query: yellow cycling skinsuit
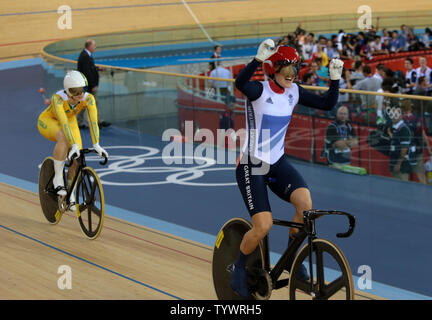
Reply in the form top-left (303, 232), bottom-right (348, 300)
top-left (37, 90), bottom-right (99, 149)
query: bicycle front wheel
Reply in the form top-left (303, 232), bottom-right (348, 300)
top-left (75, 167), bottom-right (105, 240)
top-left (288, 238), bottom-right (354, 300)
top-left (212, 218), bottom-right (268, 300)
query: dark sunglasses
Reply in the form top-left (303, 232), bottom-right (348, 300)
top-left (68, 87), bottom-right (84, 96)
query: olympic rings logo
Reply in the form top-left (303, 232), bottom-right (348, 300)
top-left (385, 106), bottom-right (402, 119)
top-left (85, 146), bottom-right (237, 187)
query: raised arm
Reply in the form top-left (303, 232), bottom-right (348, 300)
top-left (298, 59), bottom-right (343, 110)
top-left (298, 80), bottom-right (339, 110)
top-left (235, 39), bottom-right (276, 101)
top-left (234, 59), bottom-right (264, 101)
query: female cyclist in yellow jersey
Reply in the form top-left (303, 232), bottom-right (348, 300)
top-left (37, 71), bottom-right (108, 208)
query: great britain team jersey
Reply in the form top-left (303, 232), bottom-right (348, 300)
top-left (243, 81), bottom-right (299, 164)
top-left (235, 58), bottom-right (340, 166)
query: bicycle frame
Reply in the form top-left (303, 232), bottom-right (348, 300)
top-left (48, 148), bottom-right (108, 205)
top-left (261, 210), bottom-right (356, 292)
top-left (63, 153), bottom-right (86, 204)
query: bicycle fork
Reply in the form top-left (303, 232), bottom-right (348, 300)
top-left (305, 217), bottom-right (317, 298)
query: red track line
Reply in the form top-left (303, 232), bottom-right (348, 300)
top-left (0, 189), bottom-right (40, 206)
top-left (0, 38), bottom-right (61, 47)
top-left (103, 224), bottom-right (212, 263)
top-left (0, 188), bottom-right (212, 264)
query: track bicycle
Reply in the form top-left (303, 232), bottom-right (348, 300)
top-left (212, 209), bottom-right (356, 300)
top-left (38, 148), bottom-right (108, 240)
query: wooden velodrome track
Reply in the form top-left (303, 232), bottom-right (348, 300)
top-left (2, 0), bottom-right (430, 300)
top-left (0, 182), bottom-right (383, 300)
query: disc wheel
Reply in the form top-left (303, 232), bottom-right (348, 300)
top-left (288, 239), bottom-right (354, 300)
top-left (38, 157), bottom-right (62, 225)
top-left (212, 218), bottom-right (268, 300)
top-left (75, 167), bottom-right (105, 240)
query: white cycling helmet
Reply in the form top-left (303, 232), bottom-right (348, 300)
top-left (64, 71), bottom-right (87, 96)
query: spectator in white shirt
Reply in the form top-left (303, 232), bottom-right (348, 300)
top-left (422, 28), bottom-right (431, 48)
top-left (373, 64), bottom-right (386, 84)
top-left (302, 33), bottom-right (315, 60)
top-left (337, 30), bottom-right (345, 51)
top-left (416, 56), bottom-right (432, 92)
top-left (376, 78), bottom-right (395, 124)
top-left (209, 61), bottom-right (233, 99)
top-left (370, 35), bottom-right (388, 55)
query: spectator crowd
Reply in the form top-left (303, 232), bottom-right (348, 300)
top-left (274, 23), bottom-right (432, 184)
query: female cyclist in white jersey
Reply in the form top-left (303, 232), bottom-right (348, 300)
top-left (231, 39), bottom-right (344, 297)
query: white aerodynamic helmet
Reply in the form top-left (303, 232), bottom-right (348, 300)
top-left (63, 70), bottom-right (87, 96)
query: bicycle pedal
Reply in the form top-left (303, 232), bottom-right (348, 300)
top-left (54, 186), bottom-right (67, 196)
top-left (57, 195), bottom-right (67, 213)
top-left (226, 264), bottom-right (234, 273)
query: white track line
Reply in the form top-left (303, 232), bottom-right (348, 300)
top-left (181, 0), bottom-right (214, 44)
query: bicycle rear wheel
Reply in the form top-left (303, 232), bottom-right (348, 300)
top-left (212, 217), bottom-right (268, 300)
top-left (75, 167), bottom-right (105, 240)
top-left (38, 157), bottom-right (62, 225)
top-left (288, 238), bottom-right (354, 300)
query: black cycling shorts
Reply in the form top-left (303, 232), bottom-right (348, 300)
top-left (235, 153), bottom-right (309, 217)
